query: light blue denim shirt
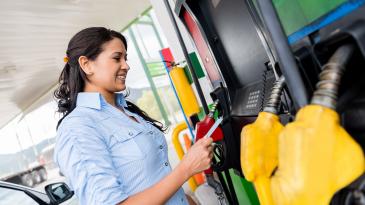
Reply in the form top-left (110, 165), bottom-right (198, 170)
top-left (54, 92), bottom-right (188, 205)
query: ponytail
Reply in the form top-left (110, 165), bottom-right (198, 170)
top-left (54, 61), bottom-right (86, 129)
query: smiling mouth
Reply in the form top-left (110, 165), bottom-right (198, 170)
top-left (117, 75), bottom-right (126, 80)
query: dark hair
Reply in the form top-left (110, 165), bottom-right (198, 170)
top-left (54, 27), bottom-right (165, 132)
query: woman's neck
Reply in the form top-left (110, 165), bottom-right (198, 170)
top-left (101, 91), bottom-right (116, 107)
top-left (84, 84), bottom-right (116, 107)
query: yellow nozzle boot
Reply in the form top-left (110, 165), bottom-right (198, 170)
top-left (241, 111), bottom-right (284, 205)
top-left (271, 105), bottom-right (364, 205)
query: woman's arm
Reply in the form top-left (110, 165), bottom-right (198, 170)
top-left (119, 137), bottom-right (213, 205)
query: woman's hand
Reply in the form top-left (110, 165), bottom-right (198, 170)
top-left (180, 137), bottom-right (214, 178)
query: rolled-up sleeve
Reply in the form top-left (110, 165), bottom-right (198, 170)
top-left (55, 116), bottom-right (128, 205)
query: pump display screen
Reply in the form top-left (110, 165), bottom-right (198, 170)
top-left (271, 0), bottom-right (365, 43)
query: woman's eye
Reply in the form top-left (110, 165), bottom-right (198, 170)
top-left (114, 57), bottom-right (120, 61)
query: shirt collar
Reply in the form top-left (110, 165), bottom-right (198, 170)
top-left (115, 92), bottom-right (128, 108)
top-left (76, 92), bottom-right (128, 110)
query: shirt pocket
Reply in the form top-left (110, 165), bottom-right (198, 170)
top-left (109, 127), bottom-right (146, 162)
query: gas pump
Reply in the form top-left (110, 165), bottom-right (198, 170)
top-left (158, 0), bottom-right (365, 204)
top-left (163, 0), bottom-right (286, 204)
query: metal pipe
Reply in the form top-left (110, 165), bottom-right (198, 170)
top-left (163, 0), bottom-right (209, 114)
top-left (311, 44), bottom-right (355, 109)
top-left (264, 76), bottom-right (285, 114)
top-left (256, 0), bottom-right (309, 109)
top-left (208, 100), bottom-right (219, 118)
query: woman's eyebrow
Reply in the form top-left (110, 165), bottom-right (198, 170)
top-left (111, 51), bottom-right (123, 56)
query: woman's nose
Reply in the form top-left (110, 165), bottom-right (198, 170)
top-left (122, 62), bottom-right (130, 71)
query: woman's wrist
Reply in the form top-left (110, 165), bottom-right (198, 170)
top-left (176, 160), bottom-right (192, 182)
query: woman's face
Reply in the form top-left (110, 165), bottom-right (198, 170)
top-left (86, 37), bottom-right (129, 93)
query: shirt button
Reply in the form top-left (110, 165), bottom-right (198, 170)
top-left (165, 162), bottom-right (168, 166)
top-left (149, 131), bottom-right (153, 134)
top-left (181, 198), bottom-right (184, 202)
top-left (159, 145), bottom-right (163, 149)
top-left (128, 132), bottom-right (133, 136)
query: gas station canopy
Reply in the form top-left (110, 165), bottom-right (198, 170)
top-left (0, 0), bottom-right (151, 129)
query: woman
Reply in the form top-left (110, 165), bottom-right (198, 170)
top-left (53, 27), bottom-right (213, 205)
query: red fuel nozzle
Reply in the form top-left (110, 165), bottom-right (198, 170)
top-left (195, 115), bottom-right (223, 175)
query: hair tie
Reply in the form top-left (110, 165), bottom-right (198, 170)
top-left (63, 56), bottom-right (69, 63)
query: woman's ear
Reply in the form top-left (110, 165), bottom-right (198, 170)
top-left (78, 56), bottom-right (94, 75)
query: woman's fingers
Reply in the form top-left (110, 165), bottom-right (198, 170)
top-left (205, 137), bottom-right (213, 145)
top-left (181, 137), bottom-right (216, 175)
top-left (207, 145), bottom-right (213, 152)
top-left (208, 152), bottom-right (214, 159)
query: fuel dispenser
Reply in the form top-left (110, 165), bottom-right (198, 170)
top-left (169, 1), bottom-right (283, 203)
top-left (162, 0), bottom-right (365, 204)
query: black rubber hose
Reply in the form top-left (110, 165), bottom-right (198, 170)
top-left (216, 172), bottom-right (233, 205)
top-left (224, 169), bottom-right (239, 205)
top-left (256, 0), bottom-right (309, 109)
top-left (163, 0), bottom-right (209, 114)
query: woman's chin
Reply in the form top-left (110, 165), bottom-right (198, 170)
top-left (116, 85), bottom-right (126, 92)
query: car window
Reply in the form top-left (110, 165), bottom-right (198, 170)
top-left (0, 187), bottom-right (38, 205)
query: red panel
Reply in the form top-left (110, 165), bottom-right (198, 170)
top-left (160, 48), bottom-right (175, 72)
top-left (182, 9), bottom-right (221, 84)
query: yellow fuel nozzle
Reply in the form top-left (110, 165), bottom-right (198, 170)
top-left (271, 44), bottom-right (365, 205)
top-left (240, 76), bottom-right (285, 205)
top-left (241, 112), bottom-right (283, 205)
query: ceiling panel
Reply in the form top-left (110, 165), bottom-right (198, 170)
top-left (0, 0), bottom-right (151, 128)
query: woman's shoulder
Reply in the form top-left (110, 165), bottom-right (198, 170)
top-left (56, 110), bottom-right (105, 144)
top-left (58, 106), bottom-right (115, 134)
top-left (58, 107), bottom-right (98, 129)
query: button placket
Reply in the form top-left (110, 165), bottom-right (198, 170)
top-left (147, 130), bottom-right (162, 152)
top-left (147, 127), bottom-right (168, 157)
